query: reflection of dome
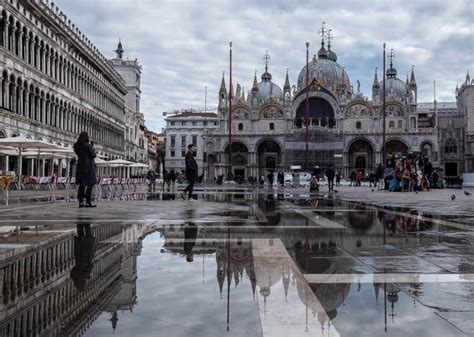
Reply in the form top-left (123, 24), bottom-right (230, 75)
top-left (254, 257), bottom-right (282, 289)
top-left (347, 207), bottom-right (375, 232)
top-left (298, 54), bottom-right (350, 93)
top-left (310, 282), bottom-right (351, 315)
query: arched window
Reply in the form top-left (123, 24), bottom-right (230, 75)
top-left (238, 123), bottom-right (243, 131)
top-left (445, 138), bottom-right (457, 154)
top-left (269, 122), bottom-right (274, 130)
top-left (356, 121), bottom-right (361, 129)
top-left (389, 121), bottom-right (395, 129)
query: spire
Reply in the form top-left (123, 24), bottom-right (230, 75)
top-left (235, 83), bottom-right (241, 100)
top-left (252, 70), bottom-right (259, 89)
top-left (372, 67), bottom-right (379, 88)
top-left (115, 39), bottom-right (124, 59)
top-left (326, 28), bottom-right (337, 61)
top-left (284, 69), bottom-right (291, 89)
top-left (410, 65), bottom-right (417, 88)
top-left (318, 22), bottom-right (328, 59)
top-left (466, 70), bottom-right (470, 84)
top-left (386, 48), bottom-right (397, 78)
top-left (219, 72), bottom-right (226, 92)
top-left (406, 75), bottom-right (409, 86)
top-left (241, 86), bottom-right (245, 102)
top-left (261, 51), bottom-right (272, 82)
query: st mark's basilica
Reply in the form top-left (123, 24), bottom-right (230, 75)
top-left (205, 24), bottom-right (474, 180)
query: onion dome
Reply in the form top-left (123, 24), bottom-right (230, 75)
top-left (379, 52), bottom-right (408, 99)
top-left (298, 54), bottom-right (351, 94)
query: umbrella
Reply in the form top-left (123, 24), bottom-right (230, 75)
top-left (129, 163), bottom-right (149, 168)
top-left (107, 159), bottom-right (134, 166)
top-left (95, 158), bottom-right (110, 166)
top-left (0, 137), bottom-right (61, 178)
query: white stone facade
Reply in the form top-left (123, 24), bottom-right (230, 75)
top-left (165, 111), bottom-right (218, 177)
top-left (0, 0), bottom-right (148, 176)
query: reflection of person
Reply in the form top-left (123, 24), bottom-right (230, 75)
top-left (183, 222), bottom-right (197, 262)
top-left (73, 132), bottom-right (97, 208)
top-left (182, 144), bottom-right (198, 201)
top-left (70, 222), bottom-right (96, 290)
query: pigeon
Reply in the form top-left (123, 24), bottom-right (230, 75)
top-left (451, 194), bottom-right (456, 201)
top-left (415, 190), bottom-right (418, 194)
top-left (371, 189), bottom-right (374, 192)
top-left (464, 191), bottom-right (472, 196)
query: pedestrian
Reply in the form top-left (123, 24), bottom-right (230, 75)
top-left (350, 171), bottom-right (356, 187)
top-left (325, 165), bottom-right (335, 191)
top-left (73, 132), bottom-right (97, 208)
top-left (146, 169), bottom-right (156, 192)
top-left (312, 166), bottom-right (322, 181)
top-left (356, 170), bottom-right (363, 186)
top-left (267, 171), bottom-right (274, 187)
top-left (335, 171), bottom-right (341, 187)
top-left (375, 163), bottom-right (384, 190)
top-left (423, 159), bottom-right (433, 190)
top-left (369, 171), bottom-right (375, 188)
top-left (310, 174), bottom-right (319, 192)
top-left (169, 169), bottom-right (177, 190)
top-left (181, 144), bottom-right (198, 201)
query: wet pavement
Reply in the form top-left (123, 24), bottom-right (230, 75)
top-left (0, 186), bottom-right (473, 336)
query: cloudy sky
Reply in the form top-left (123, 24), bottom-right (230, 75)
top-left (56, 0), bottom-right (473, 132)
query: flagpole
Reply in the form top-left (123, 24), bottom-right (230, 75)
top-left (228, 41), bottom-right (233, 180)
top-left (305, 42), bottom-right (310, 171)
top-left (382, 43), bottom-right (387, 245)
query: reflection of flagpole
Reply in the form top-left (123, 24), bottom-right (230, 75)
top-left (304, 217), bottom-right (309, 332)
top-left (384, 281), bottom-right (387, 332)
top-left (228, 42), bottom-right (233, 179)
top-left (226, 226), bottom-right (231, 331)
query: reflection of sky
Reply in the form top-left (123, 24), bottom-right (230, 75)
top-left (83, 233), bottom-right (262, 337)
top-left (331, 284), bottom-right (465, 337)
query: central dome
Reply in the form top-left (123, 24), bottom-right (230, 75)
top-left (298, 54), bottom-right (351, 93)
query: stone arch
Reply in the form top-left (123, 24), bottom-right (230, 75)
top-left (347, 138), bottom-right (375, 174)
top-left (256, 137), bottom-right (283, 176)
top-left (420, 140), bottom-right (435, 162)
top-left (259, 103), bottom-right (284, 119)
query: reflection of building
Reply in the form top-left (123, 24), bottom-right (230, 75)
top-left (0, 223), bottom-right (151, 336)
top-left (198, 24), bottom-right (471, 179)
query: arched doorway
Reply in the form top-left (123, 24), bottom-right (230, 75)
top-left (347, 139), bottom-right (374, 175)
top-left (382, 139), bottom-right (409, 164)
top-left (421, 142), bottom-right (435, 162)
top-left (224, 141), bottom-right (249, 179)
top-left (257, 139), bottom-right (281, 177)
top-left (207, 154), bottom-right (216, 180)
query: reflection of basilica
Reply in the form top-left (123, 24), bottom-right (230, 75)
top-left (204, 23), bottom-right (473, 179)
top-left (0, 223), bottom-right (152, 336)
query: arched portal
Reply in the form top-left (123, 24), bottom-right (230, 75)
top-left (381, 139), bottom-right (409, 164)
top-left (295, 97), bottom-right (336, 128)
top-left (347, 139), bottom-right (374, 175)
top-left (257, 139), bottom-right (281, 177)
top-left (224, 141), bottom-right (249, 179)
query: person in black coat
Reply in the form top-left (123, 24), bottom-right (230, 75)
top-left (181, 144), bottom-right (198, 200)
top-left (325, 165), bottom-right (336, 191)
top-left (73, 132), bottom-right (97, 208)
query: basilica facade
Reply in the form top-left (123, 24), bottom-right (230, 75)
top-left (206, 30), bottom-right (472, 180)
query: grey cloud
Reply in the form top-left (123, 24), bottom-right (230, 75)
top-left (56, 0), bottom-right (473, 131)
